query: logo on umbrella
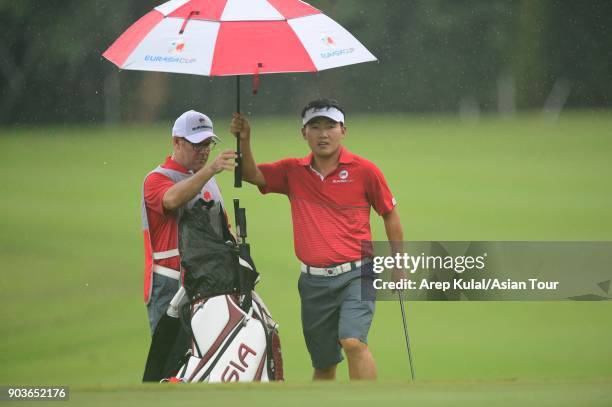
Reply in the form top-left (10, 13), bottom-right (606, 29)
top-left (321, 34), bottom-right (336, 48)
top-left (169, 38), bottom-right (186, 54)
top-left (319, 33), bottom-right (355, 59)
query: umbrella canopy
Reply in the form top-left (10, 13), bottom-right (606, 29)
top-left (103, 0), bottom-right (377, 188)
top-left (102, 0), bottom-right (377, 77)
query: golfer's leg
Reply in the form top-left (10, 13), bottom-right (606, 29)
top-left (313, 364), bottom-right (337, 380)
top-left (298, 273), bottom-right (343, 380)
top-left (339, 338), bottom-right (377, 380)
top-left (338, 272), bottom-right (377, 380)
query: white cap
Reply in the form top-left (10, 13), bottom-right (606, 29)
top-left (302, 106), bottom-right (345, 126)
top-left (172, 110), bottom-right (220, 143)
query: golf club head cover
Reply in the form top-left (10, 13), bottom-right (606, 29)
top-left (179, 199), bottom-right (241, 301)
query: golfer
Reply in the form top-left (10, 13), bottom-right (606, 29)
top-left (142, 110), bottom-right (236, 334)
top-left (231, 99), bottom-right (404, 380)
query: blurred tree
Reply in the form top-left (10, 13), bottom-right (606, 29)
top-left (0, 0), bottom-right (610, 125)
top-left (513, 0), bottom-right (550, 108)
top-left (545, 0), bottom-right (612, 108)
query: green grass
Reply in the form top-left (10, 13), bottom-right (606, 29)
top-left (1, 111), bottom-right (611, 404)
top-left (59, 380), bottom-right (612, 407)
top-left (3, 380), bottom-right (612, 407)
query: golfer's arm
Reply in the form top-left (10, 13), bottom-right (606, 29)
top-left (382, 208), bottom-right (404, 254)
top-left (163, 166), bottom-right (215, 211)
top-left (240, 139), bottom-right (266, 187)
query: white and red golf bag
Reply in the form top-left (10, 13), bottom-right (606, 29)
top-left (174, 290), bottom-right (283, 382)
top-left (156, 198), bottom-right (284, 383)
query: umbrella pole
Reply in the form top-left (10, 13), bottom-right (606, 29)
top-left (234, 75), bottom-right (242, 188)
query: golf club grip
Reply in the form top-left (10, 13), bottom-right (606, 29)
top-left (238, 208), bottom-right (247, 238)
top-left (233, 199), bottom-right (241, 237)
top-left (234, 131), bottom-right (242, 188)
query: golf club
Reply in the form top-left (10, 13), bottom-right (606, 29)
top-left (398, 291), bottom-right (415, 380)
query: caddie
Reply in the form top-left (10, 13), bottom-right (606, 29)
top-left (142, 110), bottom-right (236, 334)
top-left (231, 99), bottom-right (404, 380)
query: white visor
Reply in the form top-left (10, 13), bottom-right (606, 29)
top-left (302, 106), bottom-right (345, 126)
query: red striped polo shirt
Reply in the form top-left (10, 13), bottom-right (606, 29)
top-left (258, 147), bottom-right (396, 267)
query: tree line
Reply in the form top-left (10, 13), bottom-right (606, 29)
top-left (1, 0), bottom-right (610, 125)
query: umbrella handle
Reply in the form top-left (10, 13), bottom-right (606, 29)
top-left (234, 75), bottom-right (242, 188)
top-left (234, 131), bottom-right (242, 187)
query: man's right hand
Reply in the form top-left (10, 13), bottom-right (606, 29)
top-left (228, 112), bottom-right (266, 187)
top-left (230, 112), bottom-right (251, 141)
top-left (205, 149), bottom-right (237, 174)
top-left (163, 150), bottom-right (236, 212)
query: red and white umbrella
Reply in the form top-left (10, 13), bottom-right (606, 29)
top-left (103, 0), bottom-right (377, 187)
top-left (103, 0), bottom-right (376, 76)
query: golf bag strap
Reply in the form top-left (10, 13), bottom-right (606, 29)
top-left (152, 249), bottom-right (179, 260)
top-left (153, 264), bottom-right (180, 281)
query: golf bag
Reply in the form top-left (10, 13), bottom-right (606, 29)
top-left (144, 198), bottom-right (283, 382)
top-left (175, 290), bottom-right (283, 382)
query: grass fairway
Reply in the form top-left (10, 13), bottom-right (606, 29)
top-left (58, 380), bottom-right (611, 407)
top-left (1, 112), bottom-right (611, 404)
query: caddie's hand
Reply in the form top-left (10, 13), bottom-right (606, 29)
top-left (206, 149), bottom-right (237, 174)
top-left (230, 112), bottom-right (251, 141)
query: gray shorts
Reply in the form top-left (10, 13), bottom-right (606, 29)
top-left (298, 265), bottom-right (375, 370)
top-left (146, 273), bottom-right (180, 335)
